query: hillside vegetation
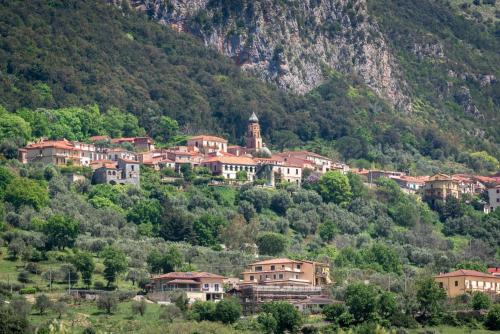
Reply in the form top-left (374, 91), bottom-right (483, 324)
top-left (0, 0), bottom-right (498, 174)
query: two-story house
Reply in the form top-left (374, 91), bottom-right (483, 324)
top-left (434, 269), bottom-right (500, 297)
top-left (202, 155), bottom-right (257, 181)
top-left (149, 272), bottom-right (225, 302)
top-left (276, 151), bottom-right (332, 174)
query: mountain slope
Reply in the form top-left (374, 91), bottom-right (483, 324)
top-left (135, 0), bottom-right (412, 111)
top-left (0, 0), bottom-right (498, 173)
top-left (135, 0), bottom-right (499, 156)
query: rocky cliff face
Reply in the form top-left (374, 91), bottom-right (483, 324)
top-left (129, 0), bottom-right (411, 112)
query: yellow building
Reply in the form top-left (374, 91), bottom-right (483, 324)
top-left (241, 258), bottom-right (330, 287)
top-left (423, 173), bottom-right (460, 201)
top-left (434, 269), bottom-right (500, 297)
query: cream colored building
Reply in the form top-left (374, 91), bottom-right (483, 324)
top-left (423, 173), bottom-right (460, 201)
top-left (150, 272), bottom-right (225, 303)
top-left (187, 135), bottom-right (228, 153)
top-left (434, 269), bottom-right (500, 297)
top-left (22, 139), bottom-right (105, 166)
top-left (202, 155), bottom-right (257, 181)
top-left (276, 151), bottom-right (333, 174)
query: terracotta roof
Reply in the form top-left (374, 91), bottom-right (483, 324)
top-left (434, 269), bottom-right (496, 279)
top-left (188, 135), bottom-right (228, 143)
top-left (166, 279), bottom-right (201, 284)
top-left (488, 268), bottom-right (500, 274)
top-left (278, 150), bottom-right (331, 161)
top-left (159, 158), bottom-right (175, 163)
top-left (89, 135), bottom-right (110, 141)
top-left (202, 156), bottom-right (256, 165)
top-left (119, 158), bottom-right (140, 164)
top-left (249, 258), bottom-right (300, 266)
top-left (152, 272), bottom-right (225, 280)
top-left (90, 160), bottom-right (117, 169)
top-left (111, 137), bottom-right (153, 144)
top-left (428, 173), bottom-right (456, 182)
top-left (25, 140), bottom-right (76, 150)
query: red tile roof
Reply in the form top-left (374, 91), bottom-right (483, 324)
top-left (25, 140), bottom-right (76, 150)
top-left (166, 279), bottom-right (201, 284)
top-left (188, 135), bottom-right (228, 143)
top-left (151, 272), bottom-right (225, 280)
top-left (249, 258), bottom-right (300, 266)
top-left (202, 156), bottom-right (256, 165)
top-left (434, 269), bottom-right (496, 279)
top-left (488, 268), bottom-right (500, 275)
top-left (89, 135), bottom-right (110, 142)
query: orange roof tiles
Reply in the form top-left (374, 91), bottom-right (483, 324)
top-left (89, 135), bottom-right (110, 142)
top-left (151, 272), bottom-right (225, 280)
top-left (25, 140), bottom-right (76, 150)
top-left (434, 269), bottom-right (496, 279)
top-left (202, 156), bottom-right (256, 165)
top-left (188, 135), bottom-right (228, 143)
top-left (249, 258), bottom-right (300, 266)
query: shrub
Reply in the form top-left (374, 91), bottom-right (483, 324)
top-left (34, 294), bottom-right (52, 315)
top-left (17, 270), bottom-right (31, 284)
top-left (190, 300), bottom-right (215, 321)
top-left (214, 298), bottom-right (242, 324)
top-left (19, 287), bottom-right (37, 295)
top-left (159, 304), bottom-right (183, 323)
top-left (471, 292), bottom-right (491, 310)
top-left (485, 304), bottom-right (500, 330)
top-left (97, 293), bottom-right (118, 314)
top-left (131, 299), bottom-right (147, 316)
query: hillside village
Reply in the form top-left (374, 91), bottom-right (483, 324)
top-left (17, 112), bottom-right (500, 213)
top-left (10, 111), bottom-right (500, 320)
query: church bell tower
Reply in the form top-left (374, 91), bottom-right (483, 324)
top-left (246, 112), bottom-right (262, 151)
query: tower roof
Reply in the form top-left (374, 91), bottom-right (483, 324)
top-left (249, 112), bottom-right (259, 123)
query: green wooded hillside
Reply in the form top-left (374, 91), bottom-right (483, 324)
top-left (0, 0), bottom-right (498, 174)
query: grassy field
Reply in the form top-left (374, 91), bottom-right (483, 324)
top-left (28, 299), bottom-right (167, 333)
top-left (409, 326), bottom-right (498, 334)
top-left (0, 246), bottom-right (138, 293)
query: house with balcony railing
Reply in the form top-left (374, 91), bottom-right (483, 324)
top-left (149, 271), bottom-right (225, 303)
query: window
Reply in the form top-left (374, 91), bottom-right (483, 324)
top-left (296, 264), bottom-right (301, 270)
top-left (281, 265), bottom-right (285, 269)
top-left (273, 275), bottom-right (276, 279)
top-left (287, 168), bottom-right (290, 174)
top-left (270, 265), bottom-right (275, 271)
top-left (249, 276), bottom-right (254, 281)
top-left (278, 274), bottom-right (283, 279)
top-left (296, 169), bottom-right (299, 175)
top-left (204, 283), bottom-right (209, 289)
top-left (131, 165), bottom-right (134, 171)
top-left (439, 282), bottom-right (444, 288)
top-left (454, 281), bottom-right (458, 287)
top-left (497, 189), bottom-right (499, 193)
top-left (214, 284), bottom-right (219, 292)
top-left (255, 266), bottom-right (262, 272)
top-left (295, 274), bottom-right (299, 279)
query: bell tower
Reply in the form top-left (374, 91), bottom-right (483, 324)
top-left (246, 112), bottom-right (262, 151)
